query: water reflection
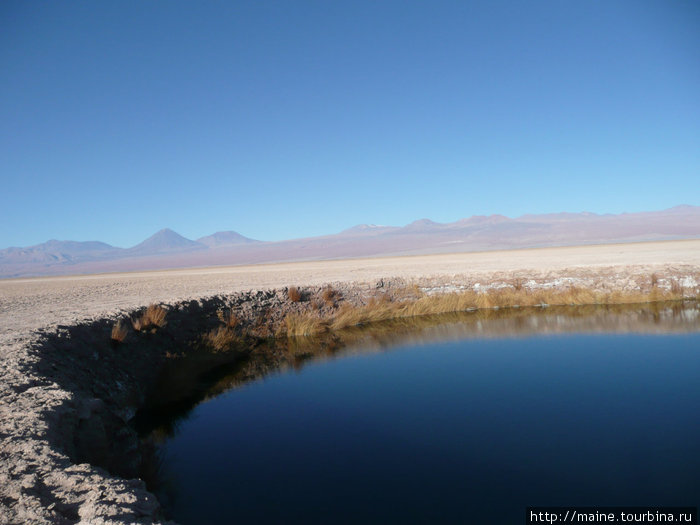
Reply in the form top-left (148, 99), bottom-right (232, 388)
top-left (134, 301), bottom-right (700, 523)
top-left (135, 301), bottom-right (699, 443)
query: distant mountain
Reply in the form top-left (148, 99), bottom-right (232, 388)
top-left (196, 231), bottom-right (259, 248)
top-left (339, 224), bottom-right (399, 236)
top-left (1, 205), bottom-right (699, 278)
top-left (664, 204), bottom-right (698, 213)
top-left (128, 229), bottom-right (205, 255)
top-left (37, 240), bottom-right (118, 254)
top-left (0, 240), bottom-right (120, 265)
top-left (452, 214), bottom-right (511, 227)
top-left (401, 218), bottom-right (440, 232)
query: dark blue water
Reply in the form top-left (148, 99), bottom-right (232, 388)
top-left (148, 329), bottom-right (700, 524)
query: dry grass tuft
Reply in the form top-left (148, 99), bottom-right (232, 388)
top-left (203, 326), bottom-right (238, 352)
top-left (311, 298), bottom-right (324, 310)
top-left (650, 273), bottom-right (659, 288)
top-left (288, 286), bottom-right (302, 303)
top-left (284, 312), bottom-right (327, 337)
top-left (132, 304), bottom-right (167, 331)
top-left (321, 286), bottom-right (339, 305)
top-left (217, 309), bottom-right (239, 328)
top-left (146, 304), bottom-right (168, 327)
top-left (283, 284), bottom-right (689, 338)
top-left (670, 279), bottom-right (683, 295)
top-left (111, 320), bottom-right (128, 343)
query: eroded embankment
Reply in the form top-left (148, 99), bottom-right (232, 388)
top-left (1, 269), bottom-right (699, 524)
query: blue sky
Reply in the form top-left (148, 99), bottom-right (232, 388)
top-left (1, 1), bottom-right (698, 248)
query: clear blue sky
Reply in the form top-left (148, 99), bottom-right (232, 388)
top-left (1, 1), bottom-right (698, 248)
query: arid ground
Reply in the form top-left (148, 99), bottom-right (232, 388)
top-left (1, 240), bottom-right (699, 524)
top-left (4, 240), bottom-right (700, 332)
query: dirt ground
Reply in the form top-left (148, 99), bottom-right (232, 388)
top-left (1, 240), bottom-right (699, 524)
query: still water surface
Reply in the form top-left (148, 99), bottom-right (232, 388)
top-left (137, 304), bottom-right (700, 524)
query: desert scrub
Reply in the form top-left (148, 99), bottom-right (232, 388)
top-left (650, 273), bottom-right (659, 288)
top-left (203, 326), bottom-right (239, 352)
top-left (283, 285), bottom-right (689, 337)
top-left (321, 286), bottom-right (340, 305)
top-left (288, 286), bottom-right (302, 303)
top-left (217, 309), bottom-right (239, 328)
top-left (670, 278), bottom-right (684, 295)
top-left (110, 320), bottom-right (128, 343)
top-left (132, 304), bottom-right (167, 331)
top-left (511, 277), bottom-right (525, 291)
top-left (284, 311), bottom-right (327, 337)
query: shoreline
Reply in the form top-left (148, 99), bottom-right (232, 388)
top-left (1, 241), bottom-right (700, 524)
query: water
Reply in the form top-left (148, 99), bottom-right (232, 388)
top-left (136, 304), bottom-right (700, 524)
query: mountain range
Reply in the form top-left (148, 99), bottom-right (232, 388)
top-left (2, 205), bottom-right (699, 278)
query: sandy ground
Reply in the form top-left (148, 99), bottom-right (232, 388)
top-left (1, 240), bottom-right (699, 524)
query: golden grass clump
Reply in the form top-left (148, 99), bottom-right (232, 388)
top-left (288, 286), bottom-right (302, 303)
top-left (283, 283), bottom-right (690, 338)
top-left (284, 312), bottom-right (327, 337)
top-left (110, 320), bottom-right (128, 343)
top-left (670, 279), bottom-right (683, 295)
top-left (217, 309), bottom-right (239, 328)
top-left (650, 273), bottom-right (659, 288)
top-left (204, 326), bottom-right (239, 352)
top-left (321, 286), bottom-right (339, 305)
top-left (559, 286), bottom-right (597, 305)
top-left (132, 304), bottom-right (167, 331)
